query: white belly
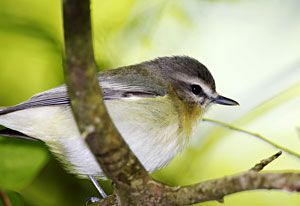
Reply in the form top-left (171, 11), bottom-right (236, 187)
top-left (0, 97), bottom-right (189, 178)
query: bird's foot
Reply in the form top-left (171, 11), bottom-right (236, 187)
top-left (85, 196), bottom-right (101, 206)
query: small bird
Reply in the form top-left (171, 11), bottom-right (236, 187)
top-left (0, 56), bottom-right (238, 195)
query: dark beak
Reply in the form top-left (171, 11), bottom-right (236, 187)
top-left (212, 95), bottom-right (239, 106)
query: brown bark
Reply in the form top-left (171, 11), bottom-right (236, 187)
top-left (0, 190), bottom-right (11, 206)
top-left (62, 0), bottom-right (152, 202)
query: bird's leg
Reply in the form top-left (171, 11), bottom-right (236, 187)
top-left (89, 175), bottom-right (107, 199)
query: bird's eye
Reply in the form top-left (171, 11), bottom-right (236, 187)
top-left (191, 84), bottom-right (203, 95)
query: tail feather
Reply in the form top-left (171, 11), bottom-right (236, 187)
top-left (0, 128), bottom-right (39, 141)
top-left (0, 106), bottom-right (11, 115)
top-left (0, 107), bottom-right (6, 115)
top-left (0, 106), bottom-right (37, 141)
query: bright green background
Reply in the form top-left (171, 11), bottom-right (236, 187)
top-left (0, 0), bottom-right (300, 205)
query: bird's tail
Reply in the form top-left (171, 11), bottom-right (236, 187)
top-left (0, 107), bottom-right (6, 115)
top-left (0, 128), bottom-right (38, 141)
top-left (0, 107), bottom-right (5, 121)
top-left (0, 106), bottom-right (38, 141)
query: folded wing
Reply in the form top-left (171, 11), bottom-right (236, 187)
top-left (0, 69), bottom-right (167, 115)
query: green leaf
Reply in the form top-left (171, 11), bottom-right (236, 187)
top-left (3, 190), bottom-right (25, 206)
top-left (20, 159), bottom-right (112, 206)
top-left (0, 138), bottom-right (48, 190)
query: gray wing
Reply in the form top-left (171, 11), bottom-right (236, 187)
top-left (0, 71), bottom-right (167, 115)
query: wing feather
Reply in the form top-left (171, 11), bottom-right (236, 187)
top-left (0, 70), bottom-right (166, 115)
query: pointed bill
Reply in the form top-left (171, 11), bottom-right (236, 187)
top-left (213, 95), bottom-right (239, 106)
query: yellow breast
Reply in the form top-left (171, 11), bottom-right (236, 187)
top-left (169, 92), bottom-right (203, 143)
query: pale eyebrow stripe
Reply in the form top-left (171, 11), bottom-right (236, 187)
top-left (172, 73), bottom-right (214, 97)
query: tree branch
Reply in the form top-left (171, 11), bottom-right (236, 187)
top-left (93, 152), bottom-right (300, 206)
top-left (168, 171), bottom-right (300, 205)
top-left (250, 151), bottom-right (282, 172)
top-left (62, 0), bottom-right (150, 200)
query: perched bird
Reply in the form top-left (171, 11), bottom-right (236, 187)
top-left (0, 56), bottom-right (238, 196)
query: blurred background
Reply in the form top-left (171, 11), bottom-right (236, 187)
top-left (0, 0), bottom-right (300, 205)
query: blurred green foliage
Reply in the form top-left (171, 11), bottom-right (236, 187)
top-left (0, 139), bottom-right (46, 190)
top-left (0, 0), bottom-right (300, 205)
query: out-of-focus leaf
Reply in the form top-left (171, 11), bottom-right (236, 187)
top-left (0, 29), bottom-right (64, 105)
top-left (169, 2), bottom-right (193, 26)
top-left (0, 15), bottom-right (62, 192)
top-left (20, 158), bottom-right (112, 206)
top-left (0, 13), bottom-right (61, 52)
top-left (0, 138), bottom-right (48, 190)
top-left (0, 0), bottom-right (62, 39)
top-left (93, 0), bottom-right (137, 68)
top-left (93, 0), bottom-right (171, 67)
top-left (297, 127), bottom-right (300, 141)
top-left (4, 190), bottom-right (25, 206)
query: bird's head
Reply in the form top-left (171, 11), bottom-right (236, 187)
top-left (154, 56), bottom-right (239, 111)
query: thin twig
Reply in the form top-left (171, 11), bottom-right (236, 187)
top-left (203, 118), bottom-right (300, 159)
top-left (0, 190), bottom-right (11, 206)
top-left (250, 151), bottom-right (282, 172)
